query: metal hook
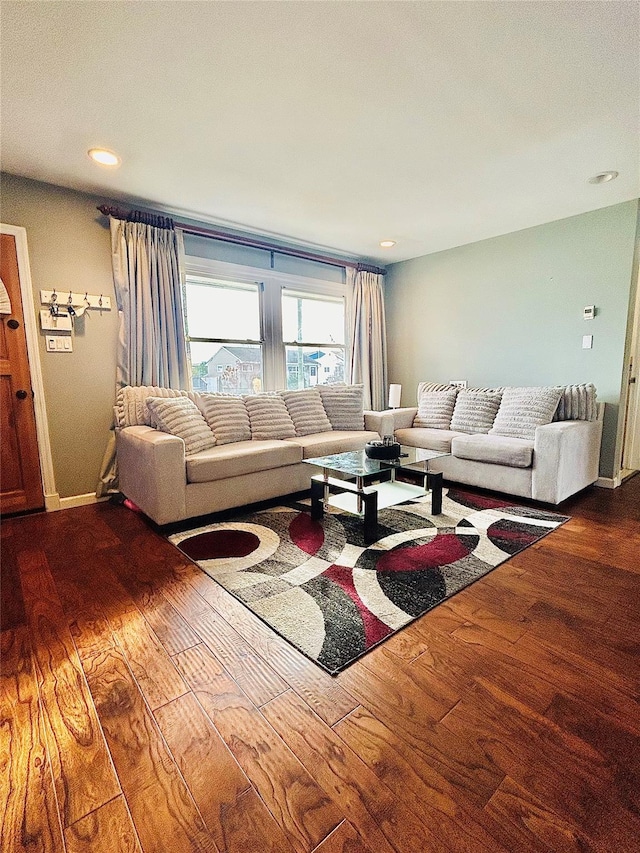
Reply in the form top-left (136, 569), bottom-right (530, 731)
top-left (68, 291), bottom-right (73, 304)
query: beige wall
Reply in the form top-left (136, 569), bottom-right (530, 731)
top-left (1, 173), bottom-right (118, 498)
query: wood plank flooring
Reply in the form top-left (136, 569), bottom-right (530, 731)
top-left (2, 476), bottom-right (639, 852)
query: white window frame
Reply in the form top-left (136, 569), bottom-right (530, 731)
top-left (184, 256), bottom-right (348, 392)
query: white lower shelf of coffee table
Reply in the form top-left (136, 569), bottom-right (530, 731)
top-left (327, 480), bottom-right (426, 516)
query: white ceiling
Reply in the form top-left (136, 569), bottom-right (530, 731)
top-left (2, 1), bottom-right (638, 263)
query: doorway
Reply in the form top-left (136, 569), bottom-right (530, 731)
top-left (621, 265), bottom-right (640, 473)
top-left (0, 225), bottom-right (55, 513)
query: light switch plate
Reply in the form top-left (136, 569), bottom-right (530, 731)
top-left (582, 335), bottom-right (593, 349)
top-left (45, 335), bottom-right (73, 352)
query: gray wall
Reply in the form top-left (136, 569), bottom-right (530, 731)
top-left (385, 200), bottom-right (639, 479)
top-left (1, 174), bottom-right (118, 498)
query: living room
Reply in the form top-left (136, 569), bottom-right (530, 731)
top-left (2, 3), bottom-right (639, 852)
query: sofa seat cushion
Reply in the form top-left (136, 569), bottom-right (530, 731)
top-left (186, 440), bottom-right (303, 484)
top-left (394, 428), bottom-right (464, 453)
top-left (451, 434), bottom-right (534, 468)
top-left (286, 430), bottom-right (379, 459)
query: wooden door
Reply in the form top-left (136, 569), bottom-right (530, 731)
top-left (0, 233), bottom-right (44, 513)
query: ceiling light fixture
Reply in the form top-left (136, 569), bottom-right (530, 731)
top-left (379, 240), bottom-right (396, 248)
top-left (88, 148), bottom-right (120, 167)
top-left (587, 171), bottom-right (618, 184)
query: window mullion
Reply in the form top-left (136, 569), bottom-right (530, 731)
top-left (261, 279), bottom-right (286, 391)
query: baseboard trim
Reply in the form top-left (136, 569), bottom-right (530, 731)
top-left (44, 492), bottom-right (61, 511)
top-left (48, 492), bottom-right (108, 511)
top-left (595, 475), bottom-right (621, 490)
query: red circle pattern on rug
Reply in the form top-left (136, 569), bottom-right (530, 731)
top-left (179, 530), bottom-right (261, 561)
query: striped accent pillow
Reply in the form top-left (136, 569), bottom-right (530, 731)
top-left (416, 381), bottom-right (458, 402)
top-left (318, 385), bottom-right (365, 431)
top-left (553, 384), bottom-right (597, 421)
top-left (197, 394), bottom-right (251, 445)
top-left (244, 395), bottom-right (296, 440)
top-left (116, 385), bottom-right (189, 427)
top-left (450, 390), bottom-right (503, 434)
top-left (490, 386), bottom-right (563, 440)
top-left (413, 389), bottom-right (458, 429)
top-left (146, 396), bottom-right (216, 456)
top-left (281, 388), bottom-right (332, 436)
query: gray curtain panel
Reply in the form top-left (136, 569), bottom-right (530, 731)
top-left (97, 216), bottom-right (191, 496)
top-left (347, 267), bottom-right (388, 410)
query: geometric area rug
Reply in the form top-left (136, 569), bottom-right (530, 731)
top-left (167, 488), bottom-right (569, 674)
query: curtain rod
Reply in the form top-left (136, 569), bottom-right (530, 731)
top-left (97, 205), bottom-right (386, 275)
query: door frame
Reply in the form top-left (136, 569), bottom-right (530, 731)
top-left (622, 268), bottom-right (640, 471)
top-left (1, 223), bottom-right (58, 508)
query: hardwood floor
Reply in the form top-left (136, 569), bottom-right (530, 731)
top-left (2, 476), bottom-right (639, 852)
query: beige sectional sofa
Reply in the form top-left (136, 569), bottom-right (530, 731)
top-left (384, 382), bottom-right (604, 504)
top-left (115, 384), bottom-right (392, 525)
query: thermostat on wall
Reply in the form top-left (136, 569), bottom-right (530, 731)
top-left (583, 305), bottom-right (595, 320)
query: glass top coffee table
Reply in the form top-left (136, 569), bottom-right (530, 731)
top-left (303, 446), bottom-right (450, 544)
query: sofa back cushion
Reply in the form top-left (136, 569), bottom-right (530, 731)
top-left (281, 388), bottom-right (332, 436)
top-left (490, 386), bottom-right (563, 440)
top-left (450, 389), bottom-right (503, 434)
top-left (244, 395), bottom-right (296, 440)
top-left (146, 396), bottom-right (217, 456)
top-left (413, 388), bottom-right (458, 429)
top-left (116, 385), bottom-right (190, 427)
top-left (553, 383), bottom-right (597, 421)
top-left (318, 384), bottom-right (365, 430)
top-left (416, 381), bottom-right (458, 402)
top-left (197, 394), bottom-right (251, 445)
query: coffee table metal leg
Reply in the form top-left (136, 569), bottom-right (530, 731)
top-left (427, 471), bottom-right (444, 515)
top-left (311, 478), bottom-right (324, 520)
top-left (363, 489), bottom-right (378, 544)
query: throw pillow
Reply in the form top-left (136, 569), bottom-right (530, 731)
top-left (244, 395), bottom-right (296, 440)
top-left (413, 389), bottom-right (458, 429)
top-left (553, 383), bottom-right (597, 421)
top-left (146, 396), bottom-right (216, 456)
top-left (416, 381), bottom-right (458, 401)
top-left (490, 386), bottom-right (563, 440)
top-left (318, 384), bottom-right (365, 431)
top-left (116, 385), bottom-right (189, 427)
top-left (450, 389), bottom-right (503, 434)
top-left (281, 388), bottom-right (332, 436)
top-left (197, 394), bottom-right (251, 445)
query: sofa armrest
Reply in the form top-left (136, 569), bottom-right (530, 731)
top-left (364, 410), bottom-right (394, 437)
top-left (116, 426), bottom-right (187, 525)
top-left (387, 407), bottom-right (418, 431)
top-left (532, 411), bottom-right (603, 504)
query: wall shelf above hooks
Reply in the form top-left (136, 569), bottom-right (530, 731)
top-left (40, 290), bottom-right (112, 311)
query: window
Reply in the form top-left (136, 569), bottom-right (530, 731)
top-left (282, 289), bottom-right (345, 390)
top-left (184, 262), bottom-right (346, 394)
top-left (185, 277), bottom-right (263, 394)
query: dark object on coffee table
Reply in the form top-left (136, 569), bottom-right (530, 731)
top-left (365, 440), bottom-right (402, 460)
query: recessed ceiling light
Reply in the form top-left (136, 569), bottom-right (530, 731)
top-left (379, 240), bottom-right (396, 248)
top-left (88, 148), bottom-right (120, 167)
top-left (587, 171), bottom-right (618, 184)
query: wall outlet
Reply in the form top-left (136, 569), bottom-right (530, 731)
top-left (450, 380), bottom-right (468, 388)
